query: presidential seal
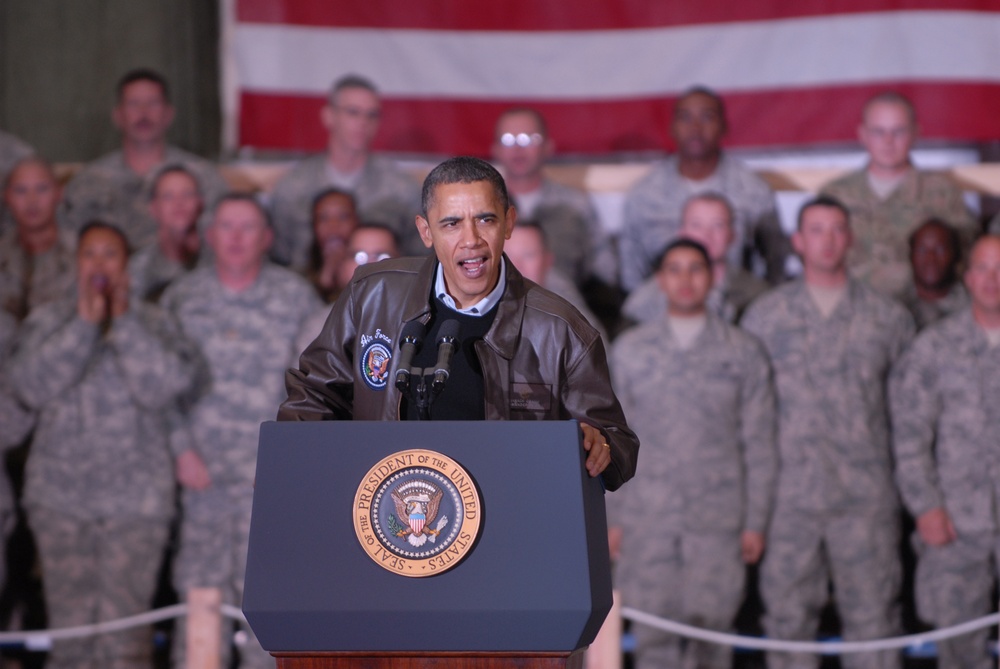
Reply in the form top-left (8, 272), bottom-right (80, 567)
top-left (353, 449), bottom-right (482, 577)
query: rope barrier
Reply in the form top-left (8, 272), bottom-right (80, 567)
top-left (0, 602), bottom-right (247, 651)
top-left (622, 606), bottom-right (1000, 655)
top-left (0, 600), bottom-right (993, 657)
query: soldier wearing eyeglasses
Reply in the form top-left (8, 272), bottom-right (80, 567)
top-left (491, 108), bottom-right (616, 289)
top-left (269, 74), bottom-right (423, 270)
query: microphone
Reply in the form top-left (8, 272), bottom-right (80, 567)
top-left (431, 320), bottom-right (460, 394)
top-left (394, 320), bottom-right (426, 393)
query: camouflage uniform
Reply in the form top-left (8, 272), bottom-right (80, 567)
top-left (0, 225), bottom-right (77, 320)
top-left (619, 155), bottom-right (787, 291)
top-left (128, 242), bottom-right (199, 303)
top-left (820, 168), bottom-right (977, 298)
top-left (741, 279), bottom-right (914, 669)
top-left (621, 265), bottom-right (767, 326)
top-left (514, 178), bottom-right (617, 287)
top-left (0, 311), bottom-right (33, 590)
top-left (889, 309), bottom-right (1000, 669)
top-left (268, 155), bottom-right (423, 269)
top-left (609, 313), bottom-right (777, 669)
top-left (162, 264), bottom-right (320, 669)
top-left (61, 147), bottom-right (228, 250)
top-left (897, 282), bottom-right (969, 331)
top-left (5, 295), bottom-right (197, 669)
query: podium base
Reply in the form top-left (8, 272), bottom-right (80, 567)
top-left (273, 649), bottom-right (586, 669)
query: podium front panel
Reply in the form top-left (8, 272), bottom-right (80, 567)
top-left (244, 420), bottom-right (612, 652)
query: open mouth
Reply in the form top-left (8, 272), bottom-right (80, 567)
top-left (458, 256), bottom-right (488, 278)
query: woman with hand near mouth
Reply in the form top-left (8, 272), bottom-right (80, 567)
top-left (5, 221), bottom-right (198, 669)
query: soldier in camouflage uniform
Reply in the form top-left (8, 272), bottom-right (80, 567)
top-left (820, 92), bottom-right (977, 298)
top-left (741, 196), bottom-right (915, 669)
top-left (609, 238), bottom-right (777, 669)
top-left (5, 222), bottom-right (197, 669)
top-left (503, 221), bottom-right (609, 344)
top-left (622, 192), bottom-right (768, 326)
top-left (61, 69), bottom-right (227, 250)
top-left (0, 311), bottom-right (34, 591)
top-left (897, 218), bottom-right (968, 330)
top-left (491, 107), bottom-right (616, 287)
top-left (619, 87), bottom-right (788, 291)
top-left (269, 74), bottom-right (422, 268)
top-left (889, 235), bottom-right (1000, 669)
top-left (128, 164), bottom-right (204, 302)
top-left (0, 157), bottom-right (76, 320)
top-left (162, 194), bottom-right (320, 669)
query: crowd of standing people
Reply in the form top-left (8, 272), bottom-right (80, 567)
top-left (0, 67), bottom-right (998, 669)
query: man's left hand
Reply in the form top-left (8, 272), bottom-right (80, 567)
top-left (580, 422), bottom-right (611, 478)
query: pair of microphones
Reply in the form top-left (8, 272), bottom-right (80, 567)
top-left (394, 319), bottom-right (459, 396)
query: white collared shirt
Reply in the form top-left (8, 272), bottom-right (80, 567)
top-left (434, 260), bottom-right (506, 316)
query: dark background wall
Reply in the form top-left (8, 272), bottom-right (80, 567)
top-left (0, 0), bottom-right (221, 163)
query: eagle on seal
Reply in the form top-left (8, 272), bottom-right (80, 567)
top-left (391, 485), bottom-right (446, 547)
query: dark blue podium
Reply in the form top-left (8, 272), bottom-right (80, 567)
top-left (243, 420), bottom-right (612, 669)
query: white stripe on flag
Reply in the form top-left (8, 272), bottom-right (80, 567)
top-left (233, 10), bottom-right (1000, 98)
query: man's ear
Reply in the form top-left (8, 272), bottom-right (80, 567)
top-left (415, 215), bottom-right (434, 248)
top-left (504, 206), bottom-right (517, 240)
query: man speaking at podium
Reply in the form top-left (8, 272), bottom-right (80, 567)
top-left (278, 156), bottom-right (638, 491)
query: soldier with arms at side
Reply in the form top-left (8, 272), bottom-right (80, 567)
top-left (609, 238), bottom-right (776, 669)
top-left (741, 196), bottom-right (914, 669)
top-left (889, 234), bottom-right (1000, 669)
top-left (162, 194), bottom-right (320, 669)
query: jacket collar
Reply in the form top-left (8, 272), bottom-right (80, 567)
top-left (401, 254), bottom-right (527, 360)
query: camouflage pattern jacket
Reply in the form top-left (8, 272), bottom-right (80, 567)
top-left (741, 278), bottom-right (915, 512)
top-left (6, 296), bottom-right (198, 520)
top-left (610, 312), bottom-right (777, 534)
top-left (889, 309), bottom-right (1000, 534)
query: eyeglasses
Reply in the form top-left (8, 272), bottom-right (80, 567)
top-left (499, 132), bottom-right (544, 147)
top-left (353, 251), bottom-right (392, 265)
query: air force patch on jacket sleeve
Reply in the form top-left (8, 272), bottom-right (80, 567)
top-left (359, 330), bottom-right (393, 390)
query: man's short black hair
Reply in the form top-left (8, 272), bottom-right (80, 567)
top-left (654, 237), bottom-right (712, 272)
top-left (674, 85), bottom-right (727, 127)
top-left (420, 156), bottom-right (510, 219)
top-left (117, 68), bottom-right (171, 103)
top-left (796, 195), bottom-right (851, 231)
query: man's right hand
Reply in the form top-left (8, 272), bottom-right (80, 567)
top-left (917, 507), bottom-right (957, 547)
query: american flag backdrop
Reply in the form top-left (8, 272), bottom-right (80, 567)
top-left (225, 1), bottom-right (1000, 156)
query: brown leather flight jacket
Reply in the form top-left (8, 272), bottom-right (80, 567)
top-left (278, 254), bottom-right (639, 491)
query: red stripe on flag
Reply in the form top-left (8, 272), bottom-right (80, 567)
top-left (236, 0), bottom-right (995, 30)
top-left (239, 83), bottom-right (1000, 156)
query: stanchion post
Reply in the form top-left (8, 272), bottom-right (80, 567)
top-left (187, 587), bottom-right (222, 669)
top-left (586, 589), bottom-right (622, 669)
